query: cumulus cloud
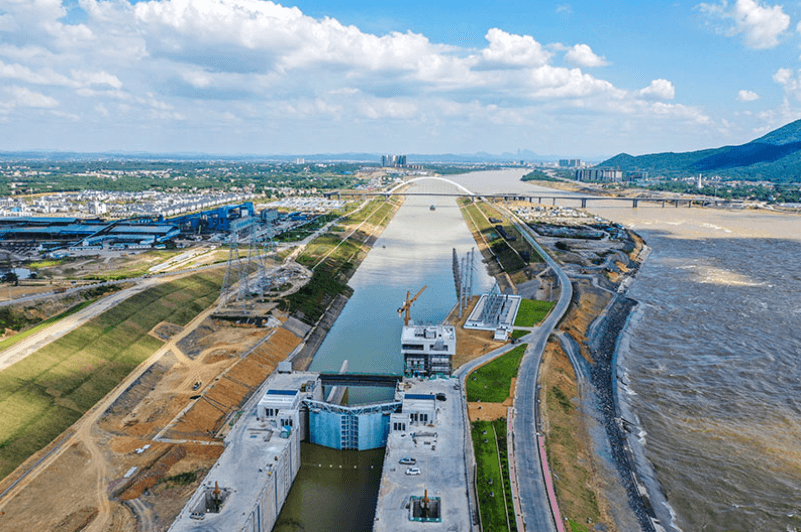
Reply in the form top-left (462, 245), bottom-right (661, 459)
top-left (638, 79), bottom-right (676, 100)
top-left (737, 89), bottom-right (760, 101)
top-left (564, 44), bottom-right (608, 67)
top-left (697, 0), bottom-right (790, 49)
top-left (0, 0), bottom-right (698, 152)
top-left (481, 28), bottom-right (552, 67)
top-left (773, 67), bottom-right (801, 101)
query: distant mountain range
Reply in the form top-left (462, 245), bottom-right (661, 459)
top-left (599, 119), bottom-right (801, 181)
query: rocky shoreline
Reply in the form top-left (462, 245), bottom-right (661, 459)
top-left (585, 291), bottom-right (660, 531)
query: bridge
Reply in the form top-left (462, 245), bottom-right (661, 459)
top-left (317, 372), bottom-right (403, 388)
top-left (323, 175), bottom-right (741, 208)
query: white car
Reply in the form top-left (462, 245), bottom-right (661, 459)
top-left (405, 467), bottom-right (421, 476)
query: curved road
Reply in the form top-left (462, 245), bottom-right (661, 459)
top-left (509, 210), bottom-right (573, 532)
top-left (452, 206), bottom-right (573, 532)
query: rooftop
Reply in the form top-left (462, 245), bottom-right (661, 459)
top-left (373, 378), bottom-right (473, 532)
top-left (169, 372), bottom-right (319, 532)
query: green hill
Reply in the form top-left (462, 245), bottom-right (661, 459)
top-left (599, 119), bottom-right (801, 181)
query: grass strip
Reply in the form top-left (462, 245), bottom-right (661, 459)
top-left (466, 344), bottom-right (526, 403)
top-left (472, 418), bottom-right (517, 532)
top-left (513, 299), bottom-right (555, 327)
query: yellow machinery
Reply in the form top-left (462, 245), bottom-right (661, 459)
top-left (398, 286), bottom-right (426, 326)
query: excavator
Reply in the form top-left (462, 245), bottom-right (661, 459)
top-left (398, 285), bottom-right (426, 326)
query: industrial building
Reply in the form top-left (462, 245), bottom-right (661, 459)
top-left (0, 217), bottom-right (179, 250)
top-left (169, 362), bottom-right (472, 532)
top-left (164, 202), bottom-right (255, 234)
top-left (401, 324), bottom-right (456, 377)
top-left (464, 282), bottom-right (521, 340)
top-left (169, 372), bottom-right (323, 532)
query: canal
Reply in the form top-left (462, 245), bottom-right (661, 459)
top-left (273, 178), bottom-right (495, 531)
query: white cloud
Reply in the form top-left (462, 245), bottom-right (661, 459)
top-left (737, 89), bottom-right (760, 101)
top-left (773, 67), bottom-right (792, 84)
top-left (638, 79), bottom-right (676, 100)
top-left (3, 85), bottom-right (59, 108)
top-left (773, 67), bottom-right (801, 101)
top-left (0, 0), bottom-right (704, 153)
top-left (481, 28), bottom-right (552, 67)
top-left (564, 44), bottom-right (608, 67)
top-left (698, 0), bottom-right (790, 49)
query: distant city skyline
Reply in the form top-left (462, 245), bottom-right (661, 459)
top-left (1, 0), bottom-right (801, 157)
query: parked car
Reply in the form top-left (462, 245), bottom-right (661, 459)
top-left (399, 457), bottom-right (416, 465)
top-left (436, 393), bottom-right (447, 401)
top-left (405, 467), bottom-right (421, 476)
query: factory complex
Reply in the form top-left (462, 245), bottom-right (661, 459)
top-left (0, 201), bottom-right (314, 256)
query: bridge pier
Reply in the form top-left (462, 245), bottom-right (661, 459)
top-left (632, 199), bottom-right (638, 208)
top-left (661, 200), bottom-right (665, 208)
top-left (580, 198), bottom-right (587, 208)
top-left (552, 198), bottom-right (556, 206)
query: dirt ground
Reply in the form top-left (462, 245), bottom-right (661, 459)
top-left (444, 296), bottom-right (507, 370)
top-left (539, 339), bottom-right (619, 531)
top-left (0, 304), bottom-right (303, 532)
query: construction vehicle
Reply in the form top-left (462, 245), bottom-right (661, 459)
top-left (398, 285), bottom-right (426, 326)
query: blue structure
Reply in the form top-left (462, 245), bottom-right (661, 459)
top-left (0, 217), bottom-right (179, 248)
top-left (305, 400), bottom-right (401, 450)
top-left (164, 202), bottom-right (255, 233)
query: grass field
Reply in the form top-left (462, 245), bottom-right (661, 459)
top-left (510, 329), bottom-right (528, 341)
top-left (466, 344), bottom-right (526, 403)
top-left (514, 299), bottom-right (555, 327)
top-left (472, 418), bottom-right (517, 532)
top-left (0, 270), bottom-right (222, 481)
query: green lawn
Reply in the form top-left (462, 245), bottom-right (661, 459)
top-left (510, 329), bottom-right (528, 340)
top-left (0, 271), bottom-right (222, 481)
top-left (513, 299), bottom-right (555, 327)
top-left (466, 344), bottom-right (526, 403)
top-left (472, 419), bottom-right (517, 532)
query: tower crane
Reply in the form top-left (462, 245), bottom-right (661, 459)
top-left (398, 285), bottom-right (427, 326)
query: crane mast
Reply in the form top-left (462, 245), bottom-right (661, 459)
top-left (398, 285), bottom-right (427, 327)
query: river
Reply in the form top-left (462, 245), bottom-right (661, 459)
top-left (445, 169), bottom-right (801, 532)
top-left (274, 181), bottom-right (494, 531)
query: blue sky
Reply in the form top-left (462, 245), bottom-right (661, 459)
top-left (2, 0), bottom-right (801, 159)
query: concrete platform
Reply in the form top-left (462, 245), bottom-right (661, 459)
top-left (373, 378), bottom-right (475, 531)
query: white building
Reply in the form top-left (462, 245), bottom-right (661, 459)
top-left (401, 324), bottom-right (456, 377)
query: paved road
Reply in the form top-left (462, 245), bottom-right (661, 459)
top-left (508, 211), bottom-right (573, 532)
